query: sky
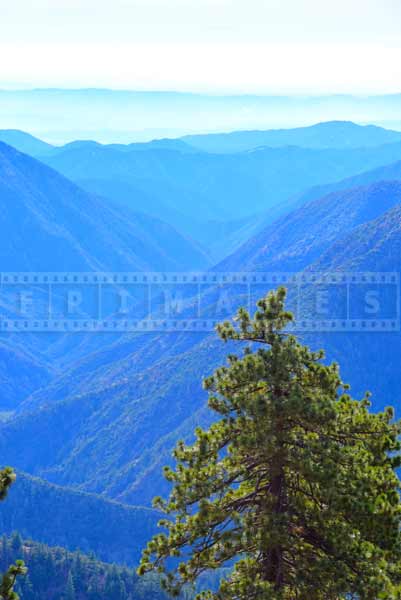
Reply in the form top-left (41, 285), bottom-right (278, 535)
top-left (1, 0), bottom-right (401, 93)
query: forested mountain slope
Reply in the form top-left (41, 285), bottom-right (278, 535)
top-left (3, 178), bottom-right (401, 515)
top-left (0, 142), bottom-right (208, 271)
top-left (0, 473), bottom-right (158, 565)
top-left (6, 123), bottom-right (401, 262)
top-left (292, 159), bottom-right (401, 208)
top-left (0, 340), bottom-right (53, 410)
top-left (3, 122), bottom-right (401, 593)
top-left (219, 180), bottom-right (401, 271)
top-left (0, 534), bottom-right (172, 600)
top-left (41, 140), bottom-right (401, 225)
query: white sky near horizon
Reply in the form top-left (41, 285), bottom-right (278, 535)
top-left (1, 0), bottom-right (401, 94)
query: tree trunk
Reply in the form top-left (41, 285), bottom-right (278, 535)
top-left (263, 469), bottom-right (285, 589)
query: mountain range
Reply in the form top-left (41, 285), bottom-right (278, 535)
top-left (13, 129), bottom-right (401, 261)
top-left (183, 120), bottom-right (401, 153)
top-left (2, 89), bottom-right (401, 142)
top-left (2, 120), bottom-right (401, 598)
top-left (0, 142), bottom-right (208, 272)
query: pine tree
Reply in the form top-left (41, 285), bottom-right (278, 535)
top-left (104, 565), bottom-right (126, 600)
top-left (16, 573), bottom-right (34, 600)
top-left (0, 469), bottom-right (26, 600)
top-left (138, 287), bottom-right (401, 599)
top-left (72, 553), bottom-right (85, 595)
top-left (64, 571), bottom-right (76, 600)
top-left (9, 535), bottom-right (22, 557)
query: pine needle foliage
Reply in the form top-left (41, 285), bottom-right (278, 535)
top-left (0, 468), bottom-right (26, 599)
top-left (139, 287), bottom-right (401, 599)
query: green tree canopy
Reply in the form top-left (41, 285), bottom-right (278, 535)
top-left (139, 287), bottom-right (401, 599)
top-left (0, 468), bottom-right (26, 600)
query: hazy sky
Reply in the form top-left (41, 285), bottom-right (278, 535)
top-left (1, 0), bottom-right (401, 93)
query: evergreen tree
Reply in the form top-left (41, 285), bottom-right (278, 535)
top-left (72, 553), bottom-right (85, 595)
top-left (0, 469), bottom-right (26, 600)
top-left (0, 469), bottom-right (15, 502)
top-left (9, 535), bottom-right (22, 557)
top-left (64, 571), bottom-right (75, 600)
top-left (16, 573), bottom-right (34, 600)
top-left (104, 565), bottom-right (126, 600)
top-left (139, 288), bottom-right (401, 599)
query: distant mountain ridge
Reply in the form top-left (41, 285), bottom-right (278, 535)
top-left (218, 180), bottom-right (401, 272)
top-left (182, 121), bottom-right (401, 153)
top-left (3, 89), bottom-right (401, 142)
top-left (290, 159), bottom-right (401, 209)
top-left (0, 129), bottom-right (54, 156)
top-left (4, 122), bottom-right (401, 262)
top-left (3, 120), bottom-right (401, 158)
top-left (0, 142), bottom-right (208, 271)
top-left (34, 136), bottom-right (401, 261)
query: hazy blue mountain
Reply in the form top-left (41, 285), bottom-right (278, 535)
top-left (311, 202), bottom-right (401, 273)
top-left (39, 137), bottom-right (196, 159)
top-left (3, 176), bottom-right (401, 509)
top-left (37, 140), bottom-right (401, 262)
top-left (0, 130), bottom-right (54, 156)
top-left (116, 138), bottom-right (199, 153)
top-left (20, 330), bottom-right (204, 412)
top-left (297, 204), bottom-right (401, 410)
top-left (0, 340), bottom-right (53, 410)
top-left (182, 121), bottom-right (401, 153)
top-left (0, 142), bottom-right (208, 271)
top-left (3, 181), bottom-right (401, 505)
top-left (122, 196), bottom-right (401, 501)
top-left (4, 118), bottom-right (401, 557)
top-left (292, 159), bottom-right (401, 208)
top-left (0, 472), bottom-right (158, 565)
top-left (7, 122), bottom-right (401, 261)
top-left (41, 140), bottom-right (401, 222)
top-left (0, 331), bottom-right (222, 505)
top-left (218, 180), bottom-right (401, 272)
top-left (2, 89), bottom-right (401, 143)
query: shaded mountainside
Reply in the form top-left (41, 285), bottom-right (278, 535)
top-left (21, 330), bottom-right (208, 412)
top-left (293, 158), bottom-right (401, 208)
top-left (182, 121), bottom-right (401, 153)
top-left (41, 139), bottom-right (401, 225)
top-left (4, 179), bottom-right (401, 512)
top-left (34, 135), bottom-right (401, 261)
top-left (0, 335), bottom-right (222, 505)
top-left (0, 534), bottom-right (172, 600)
top-left (310, 202), bottom-right (401, 273)
top-left (0, 130), bottom-right (54, 156)
top-left (0, 142), bottom-right (208, 271)
top-left (0, 142), bottom-right (209, 408)
top-left (218, 180), bottom-right (401, 272)
top-left (0, 472), bottom-right (159, 565)
top-left (7, 123), bottom-right (401, 261)
top-left (0, 340), bottom-right (53, 410)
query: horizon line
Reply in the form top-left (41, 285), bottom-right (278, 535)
top-left (1, 87), bottom-right (401, 99)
